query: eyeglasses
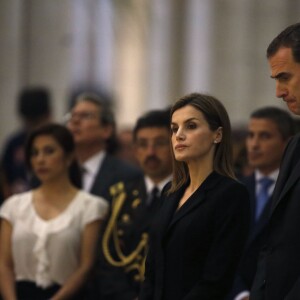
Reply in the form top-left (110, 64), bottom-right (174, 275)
top-left (63, 111), bottom-right (99, 123)
top-left (135, 138), bottom-right (170, 150)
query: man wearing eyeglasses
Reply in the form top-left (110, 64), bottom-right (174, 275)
top-left (66, 93), bottom-right (141, 202)
top-left (93, 109), bottom-right (173, 300)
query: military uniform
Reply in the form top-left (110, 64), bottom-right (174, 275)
top-left (92, 176), bottom-right (164, 300)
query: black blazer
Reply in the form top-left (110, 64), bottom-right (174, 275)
top-left (89, 154), bottom-right (142, 202)
top-left (251, 134), bottom-right (300, 300)
top-left (86, 155), bottom-right (141, 299)
top-left (227, 174), bottom-right (273, 299)
top-left (140, 172), bottom-right (250, 300)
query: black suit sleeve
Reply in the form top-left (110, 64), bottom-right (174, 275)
top-left (285, 278), bottom-right (300, 300)
top-left (226, 274), bottom-right (249, 299)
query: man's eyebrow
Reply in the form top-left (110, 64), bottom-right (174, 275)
top-left (270, 72), bottom-right (288, 79)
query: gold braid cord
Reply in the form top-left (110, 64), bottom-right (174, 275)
top-left (102, 182), bottom-right (149, 276)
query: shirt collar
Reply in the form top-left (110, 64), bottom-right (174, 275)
top-left (255, 169), bottom-right (279, 183)
top-left (82, 151), bottom-right (106, 176)
top-left (144, 174), bottom-right (172, 195)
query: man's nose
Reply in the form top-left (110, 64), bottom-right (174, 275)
top-left (275, 82), bottom-right (288, 98)
top-left (145, 143), bottom-right (157, 154)
top-left (248, 137), bottom-right (259, 149)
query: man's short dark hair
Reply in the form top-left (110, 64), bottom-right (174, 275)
top-left (18, 87), bottom-right (51, 120)
top-left (250, 106), bottom-right (296, 140)
top-left (133, 108), bottom-right (171, 141)
top-left (267, 22), bottom-right (300, 63)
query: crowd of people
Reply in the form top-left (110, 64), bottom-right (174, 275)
top-left (0, 22), bottom-right (300, 300)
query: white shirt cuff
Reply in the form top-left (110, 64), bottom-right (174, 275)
top-left (234, 291), bottom-right (250, 300)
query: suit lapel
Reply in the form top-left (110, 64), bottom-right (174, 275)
top-left (248, 195), bottom-right (272, 245)
top-left (276, 159), bottom-right (300, 201)
top-left (90, 154), bottom-right (111, 196)
top-left (158, 191), bottom-right (180, 239)
top-left (243, 175), bottom-right (256, 226)
top-left (271, 135), bottom-right (300, 213)
top-left (164, 172), bottom-right (221, 235)
top-left (167, 188), bottom-right (206, 232)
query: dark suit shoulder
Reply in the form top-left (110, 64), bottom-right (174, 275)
top-left (289, 132), bottom-right (300, 144)
top-left (108, 176), bottom-right (146, 214)
top-left (103, 154), bottom-right (142, 179)
top-left (281, 133), bottom-right (300, 164)
top-left (208, 174), bottom-right (250, 216)
top-left (211, 173), bottom-right (249, 195)
top-left (238, 173), bottom-right (254, 184)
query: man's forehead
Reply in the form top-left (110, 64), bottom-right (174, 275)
top-left (248, 118), bottom-right (279, 132)
top-left (269, 48), bottom-right (293, 70)
top-left (73, 100), bottom-right (100, 111)
top-left (136, 127), bottom-right (169, 138)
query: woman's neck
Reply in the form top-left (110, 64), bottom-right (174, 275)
top-left (187, 160), bottom-right (213, 192)
top-left (38, 176), bottom-right (76, 199)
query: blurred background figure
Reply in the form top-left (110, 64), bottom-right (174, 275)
top-left (227, 106), bottom-right (295, 300)
top-left (116, 128), bottom-right (138, 166)
top-left (0, 123), bottom-right (108, 300)
top-left (1, 87), bottom-right (52, 197)
top-left (0, 168), bottom-right (5, 207)
top-left (233, 144), bottom-right (254, 178)
top-left (94, 108), bottom-right (173, 300)
top-left (66, 92), bottom-right (142, 299)
top-left (232, 128), bottom-right (254, 178)
top-left (66, 92), bottom-right (141, 203)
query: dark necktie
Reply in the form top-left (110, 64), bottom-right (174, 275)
top-left (148, 186), bottom-right (160, 208)
top-left (256, 177), bottom-right (274, 220)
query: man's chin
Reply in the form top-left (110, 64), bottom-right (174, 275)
top-left (248, 161), bottom-right (263, 170)
top-left (286, 102), bottom-right (300, 115)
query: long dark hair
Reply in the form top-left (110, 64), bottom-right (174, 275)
top-left (169, 93), bottom-right (235, 193)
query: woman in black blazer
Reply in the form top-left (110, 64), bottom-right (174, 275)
top-left (140, 93), bottom-right (250, 300)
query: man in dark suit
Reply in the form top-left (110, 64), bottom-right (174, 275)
top-left (95, 109), bottom-right (173, 300)
top-left (250, 22), bottom-right (300, 300)
top-left (1, 87), bottom-right (52, 196)
top-left (227, 107), bottom-right (295, 300)
top-left (66, 93), bottom-right (141, 202)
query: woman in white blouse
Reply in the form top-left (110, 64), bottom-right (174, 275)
top-left (0, 123), bottom-right (108, 300)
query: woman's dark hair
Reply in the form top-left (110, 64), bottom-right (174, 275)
top-left (25, 123), bottom-right (81, 188)
top-left (169, 93), bottom-right (235, 193)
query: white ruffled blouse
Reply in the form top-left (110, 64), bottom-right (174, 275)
top-left (0, 190), bottom-right (108, 288)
